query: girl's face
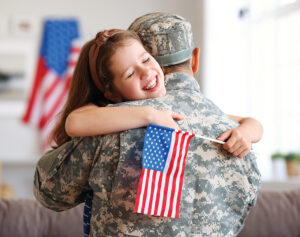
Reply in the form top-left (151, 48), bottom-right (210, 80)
top-left (109, 39), bottom-right (166, 101)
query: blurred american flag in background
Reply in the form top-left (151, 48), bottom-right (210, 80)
top-left (22, 19), bottom-right (81, 150)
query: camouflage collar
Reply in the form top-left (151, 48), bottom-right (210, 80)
top-left (165, 72), bottom-right (201, 93)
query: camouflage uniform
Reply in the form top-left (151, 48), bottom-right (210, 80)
top-left (34, 13), bottom-right (261, 236)
top-left (34, 73), bottom-right (260, 236)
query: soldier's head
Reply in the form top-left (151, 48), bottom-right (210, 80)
top-left (128, 12), bottom-right (200, 75)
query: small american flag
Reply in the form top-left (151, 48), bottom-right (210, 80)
top-left (22, 19), bottom-right (81, 149)
top-left (134, 123), bottom-right (195, 218)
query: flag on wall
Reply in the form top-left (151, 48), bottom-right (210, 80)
top-left (22, 19), bottom-right (81, 149)
top-left (134, 123), bottom-right (195, 218)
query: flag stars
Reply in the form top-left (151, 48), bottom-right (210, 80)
top-left (142, 124), bottom-right (175, 171)
top-left (43, 20), bottom-right (79, 76)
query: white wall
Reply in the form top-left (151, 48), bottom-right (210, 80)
top-left (0, 0), bottom-right (204, 198)
top-left (0, 0), bottom-right (203, 52)
top-left (0, 0), bottom-right (204, 88)
top-left (202, 0), bottom-right (250, 115)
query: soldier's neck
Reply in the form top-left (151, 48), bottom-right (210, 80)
top-left (165, 68), bottom-right (194, 76)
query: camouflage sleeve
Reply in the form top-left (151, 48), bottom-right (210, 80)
top-left (33, 136), bottom-right (101, 211)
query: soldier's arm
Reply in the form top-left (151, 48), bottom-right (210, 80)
top-left (65, 104), bottom-right (183, 137)
top-left (33, 136), bottom-right (99, 211)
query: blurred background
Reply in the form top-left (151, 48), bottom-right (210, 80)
top-left (0, 0), bottom-right (299, 198)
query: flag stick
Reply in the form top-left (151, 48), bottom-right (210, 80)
top-left (175, 128), bottom-right (225, 144)
top-left (190, 132), bottom-right (258, 155)
top-left (194, 134), bottom-right (225, 144)
top-left (174, 126), bottom-right (259, 155)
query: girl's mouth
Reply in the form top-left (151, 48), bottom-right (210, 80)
top-left (143, 76), bottom-right (158, 90)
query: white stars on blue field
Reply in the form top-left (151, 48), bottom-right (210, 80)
top-left (41, 19), bottom-right (79, 76)
top-left (142, 123), bottom-right (174, 172)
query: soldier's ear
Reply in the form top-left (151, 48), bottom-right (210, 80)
top-left (191, 47), bottom-right (200, 75)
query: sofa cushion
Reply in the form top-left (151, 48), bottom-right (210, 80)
top-left (238, 189), bottom-right (300, 237)
top-left (0, 198), bottom-right (83, 237)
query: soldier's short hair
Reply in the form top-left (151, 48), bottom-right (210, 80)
top-left (128, 12), bottom-right (194, 66)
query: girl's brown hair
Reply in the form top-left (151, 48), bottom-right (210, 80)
top-left (51, 29), bottom-right (142, 147)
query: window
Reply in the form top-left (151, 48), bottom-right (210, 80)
top-left (249, 0), bottom-right (300, 178)
top-left (203, 0), bottom-right (300, 179)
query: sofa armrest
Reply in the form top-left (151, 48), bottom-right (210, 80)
top-left (238, 189), bottom-right (300, 237)
top-left (0, 198), bottom-right (83, 237)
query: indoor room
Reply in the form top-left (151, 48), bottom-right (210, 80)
top-left (0, 0), bottom-right (299, 236)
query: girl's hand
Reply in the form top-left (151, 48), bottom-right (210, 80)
top-left (217, 127), bottom-right (251, 158)
top-left (150, 109), bottom-right (184, 130)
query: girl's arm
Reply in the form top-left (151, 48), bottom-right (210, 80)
top-left (65, 104), bottom-right (184, 137)
top-left (217, 115), bottom-right (263, 158)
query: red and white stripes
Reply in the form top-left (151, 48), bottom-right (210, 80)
top-left (135, 131), bottom-right (194, 218)
top-left (23, 40), bottom-right (81, 150)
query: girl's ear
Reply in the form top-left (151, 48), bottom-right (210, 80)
top-left (104, 91), bottom-right (123, 103)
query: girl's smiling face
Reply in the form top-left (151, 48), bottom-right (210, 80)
top-left (108, 39), bottom-right (166, 101)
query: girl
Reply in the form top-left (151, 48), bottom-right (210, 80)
top-left (51, 29), bottom-right (183, 148)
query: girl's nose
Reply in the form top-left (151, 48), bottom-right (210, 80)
top-left (140, 66), bottom-right (151, 80)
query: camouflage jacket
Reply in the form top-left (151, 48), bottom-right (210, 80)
top-left (34, 73), bottom-right (261, 237)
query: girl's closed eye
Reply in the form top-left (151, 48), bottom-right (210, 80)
top-left (127, 71), bottom-right (134, 78)
top-left (143, 57), bottom-right (150, 63)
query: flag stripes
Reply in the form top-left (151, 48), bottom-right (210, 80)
top-left (134, 124), bottom-right (194, 218)
top-left (40, 41), bottom-right (80, 149)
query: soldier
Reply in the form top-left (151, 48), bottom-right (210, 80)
top-left (78, 13), bottom-right (263, 236)
top-left (128, 12), bottom-right (263, 156)
top-left (34, 13), bottom-right (261, 236)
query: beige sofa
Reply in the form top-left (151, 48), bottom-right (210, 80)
top-left (1, 189), bottom-right (300, 237)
